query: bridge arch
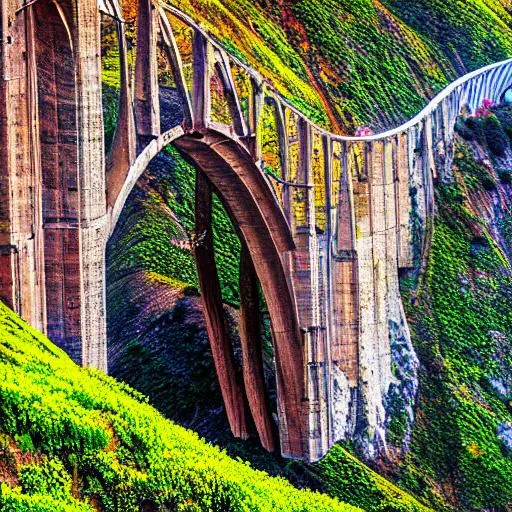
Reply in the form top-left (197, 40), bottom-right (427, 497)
top-left (107, 126), bottom-right (306, 457)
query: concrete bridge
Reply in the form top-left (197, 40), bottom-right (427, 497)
top-left (1, 0), bottom-right (512, 461)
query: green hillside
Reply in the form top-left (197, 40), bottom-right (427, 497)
top-left (105, 0), bottom-right (512, 131)
top-left (168, 0), bottom-right (512, 130)
top-left (0, 300), bottom-right (436, 511)
top-left (0, 302), bottom-right (361, 511)
top-left (396, 113), bottom-right (512, 509)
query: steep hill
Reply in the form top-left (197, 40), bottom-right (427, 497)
top-left (0, 301), bottom-right (435, 511)
top-left (394, 108), bottom-right (512, 509)
top-left (164, 0), bottom-right (512, 130)
top-left (105, 0), bottom-right (512, 132)
top-left (0, 302), bottom-right (362, 512)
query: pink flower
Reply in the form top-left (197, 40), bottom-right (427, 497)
top-left (481, 98), bottom-right (494, 109)
top-left (475, 107), bottom-right (491, 118)
top-left (354, 126), bottom-right (374, 136)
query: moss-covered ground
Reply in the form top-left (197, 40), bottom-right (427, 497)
top-left (0, 302), bottom-right (368, 512)
top-left (396, 129), bottom-right (512, 509)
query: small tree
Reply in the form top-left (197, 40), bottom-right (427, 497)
top-left (482, 114), bottom-right (509, 157)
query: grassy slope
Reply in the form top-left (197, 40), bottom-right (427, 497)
top-left (106, 0), bottom-right (512, 132)
top-left (0, 302), bottom-right (364, 512)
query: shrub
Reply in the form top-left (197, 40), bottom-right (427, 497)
top-left (498, 170), bottom-right (511, 185)
top-left (481, 115), bottom-right (509, 156)
top-left (0, 302), bottom-right (360, 512)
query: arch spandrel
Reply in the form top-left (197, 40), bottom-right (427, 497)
top-left (172, 130), bottom-right (306, 458)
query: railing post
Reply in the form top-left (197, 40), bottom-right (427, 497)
top-left (192, 30), bottom-right (211, 131)
top-left (134, 0), bottom-right (160, 139)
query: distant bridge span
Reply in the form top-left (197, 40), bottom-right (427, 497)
top-left (1, 0), bottom-right (511, 461)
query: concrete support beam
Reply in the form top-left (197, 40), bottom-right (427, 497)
top-left (0, 0), bottom-right (16, 312)
top-left (192, 30), bottom-right (211, 131)
top-left (106, 18), bottom-right (137, 209)
top-left (239, 242), bottom-right (276, 452)
top-left (215, 52), bottom-right (247, 137)
top-left (248, 78), bottom-right (264, 162)
top-left (194, 169), bottom-right (250, 440)
top-left (134, 0), bottom-right (160, 139)
top-left (74, 0), bottom-right (107, 370)
top-left (174, 132), bottom-right (305, 459)
top-left (158, 9), bottom-right (193, 129)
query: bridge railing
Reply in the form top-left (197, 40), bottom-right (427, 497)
top-left (161, 3), bottom-right (512, 140)
top-left (155, 3), bottom-right (512, 241)
top-left (101, 0), bottom-right (512, 240)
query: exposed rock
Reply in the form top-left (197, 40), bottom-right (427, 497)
top-left (497, 422), bottom-right (512, 454)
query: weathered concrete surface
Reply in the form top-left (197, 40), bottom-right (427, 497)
top-left (194, 169), bottom-right (250, 441)
top-left (1, 0), bottom-right (512, 461)
top-left (0, 0), bottom-right (106, 368)
top-left (239, 242), bottom-right (277, 452)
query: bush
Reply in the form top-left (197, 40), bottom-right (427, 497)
top-left (481, 175), bottom-right (497, 191)
top-left (0, 302), bottom-right (360, 512)
top-left (498, 170), bottom-right (511, 185)
top-left (481, 115), bottom-right (509, 156)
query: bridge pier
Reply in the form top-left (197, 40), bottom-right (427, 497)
top-left (239, 242), bottom-right (277, 452)
top-left (194, 169), bottom-right (250, 440)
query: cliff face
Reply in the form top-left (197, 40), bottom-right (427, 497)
top-left (393, 107), bottom-right (512, 510)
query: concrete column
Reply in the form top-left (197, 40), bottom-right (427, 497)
top-left (134, 0), bottom-right (160, 138)
top-left (74, 0), bottom-right (108, 370)
top-left (192, 30), bottom-right (211, 131)
top-left (106, 17), bottom-right (137, 209)
top-left (194, 169), bottom-right (250, 440)
top-left (239, 243), bottom-right (276, 452)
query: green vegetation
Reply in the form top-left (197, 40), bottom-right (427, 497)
top-left (175, 0), bottom-right (512, 130)
top-left (104, 0), bottom-right (512, 133)
top-left (0, 301), bottom-right (365, 512)
top-left (398, 136), bottom-right (512, 509)
top-left (107, 146), bottom-right (241, 306)
top-left (0, 296), bottom-right (435, 511)
top-left (99, 3), bottom-right (512, 510)
top-left (381, 0), bottom-right (512, 71)
top-left (456, 107), bottom-right (512, 159)
top-left (315, 446), bottom-right (432, 512)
